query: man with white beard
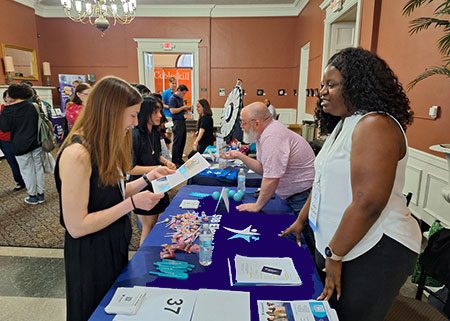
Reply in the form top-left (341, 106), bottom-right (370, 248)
top-left (222, 101), bottom-right (315, 213)
top-left (222, 102), bottom-right (316, 252)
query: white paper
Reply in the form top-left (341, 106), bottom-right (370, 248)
top-left (233, 255), bottom-right (302, 286)
top-left (214, 187), bottom-right (230, 213)
top-left (105, 287), bottom-right (146, 315)
top-left (180, 199), bottom-right (200, 209)
top-left (151, 153), bottom-right (210, 194)
top-left (191, 289), bottom-right (250, 321)
top-left (257, 300), bottom-right (339, 321)
top-left (113, 287), bottom-right (198, 321)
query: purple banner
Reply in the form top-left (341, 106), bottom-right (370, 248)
top-left (58, 74), bottom-right (86, 112)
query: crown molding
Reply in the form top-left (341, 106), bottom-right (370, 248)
top-left (15, 0), bottom-right (310, 18)
top-left (13, 0), bottom-right (36, 10)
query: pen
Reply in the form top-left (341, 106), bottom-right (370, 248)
top-left (149, 271), bottom-right (188, 280)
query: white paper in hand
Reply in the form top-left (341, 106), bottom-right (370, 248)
top-left (151, 153), bottom-right (210, 194)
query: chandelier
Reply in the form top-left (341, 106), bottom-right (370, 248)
top-left (60, 0), bottom-right (137, 35)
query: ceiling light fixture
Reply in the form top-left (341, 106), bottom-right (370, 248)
top-left (60, 0), bottom-right (137, 36)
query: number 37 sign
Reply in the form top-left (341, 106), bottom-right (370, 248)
top-left (117, 287), bottom-right (197, 320)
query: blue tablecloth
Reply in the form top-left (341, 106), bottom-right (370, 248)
top-left (188, 164), bottom-right (262, 188)
top-left (89, 185), bottom-right (323, 321)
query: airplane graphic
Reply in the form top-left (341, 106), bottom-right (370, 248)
top-left (223, 225), bottom-right (261, 242)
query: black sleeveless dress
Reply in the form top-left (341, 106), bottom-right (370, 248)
top-left (54, 137), bottom-right (131, 321)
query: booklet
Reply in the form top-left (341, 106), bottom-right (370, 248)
top-left (231, 255), bottom-right (302, 286)
top-left (151, 152), bottom-right (210, 194)
top-left (105, 287), bottom-right (147, 316)
top-left (257, 300), bottom-right (339, 321)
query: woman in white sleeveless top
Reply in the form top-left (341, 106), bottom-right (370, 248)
top-left (281, 47), bottom-right (421, 321)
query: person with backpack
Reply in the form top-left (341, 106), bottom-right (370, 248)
top-left (0, 83), bottom-right (45, 205)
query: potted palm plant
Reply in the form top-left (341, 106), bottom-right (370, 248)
top-left (402, 0), bottom-right (450, 89)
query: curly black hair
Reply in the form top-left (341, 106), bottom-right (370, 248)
top-left (315, 47), bottom-right (413, 135)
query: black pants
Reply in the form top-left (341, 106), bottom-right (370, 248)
top-left (172, 120), bottom-right (186, 165)
top-left (315, 235), bottom-right (418, 321)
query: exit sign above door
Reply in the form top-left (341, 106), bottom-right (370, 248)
top-left (331, 0), bottom-right (342, 12)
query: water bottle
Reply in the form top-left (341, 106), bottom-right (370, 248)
top-left (238, 168), bottom-right (246, 192)
top-left (199, 223), bottom-right (213, 266)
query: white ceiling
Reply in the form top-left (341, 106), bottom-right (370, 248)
top-left (39, 0), bottom-right (295, 5)
top-left (19, 0), bottom-right (310, 17)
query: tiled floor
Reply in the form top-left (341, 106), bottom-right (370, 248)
top-left (0, 247), bottom-right (136, 321)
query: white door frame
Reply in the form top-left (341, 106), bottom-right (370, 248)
top-left (297, 42), bottom-right (314, 123)
top-left (320, 0), bottom-right (362, 74)
top-left (134, 38), bottom-right (201, 105)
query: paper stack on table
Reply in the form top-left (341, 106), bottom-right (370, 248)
top-left (257, 299), bottom-right (339, 321)
top-left (231, 255), bottom-right (302, 286)
top-left (191, 289), bottom-right (250, 321)
top-left (108, 286), bottom-right (251, 321)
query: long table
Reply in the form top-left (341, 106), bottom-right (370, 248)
top-left (89, 185), bottom-right (323, 320)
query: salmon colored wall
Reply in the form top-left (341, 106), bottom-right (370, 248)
top-left (370, 0), bottom-right (450, 157)
top-left (293, 0), bottom-right (325, 117)
top-left (210, 17), bottom-right (297, 109)
top-left (0, 0), bottom-right (42, 85)
top-left (35, 16), bottom-right (210, 106)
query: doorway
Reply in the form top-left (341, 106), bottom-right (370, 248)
top-left (297, 42), bottom-right (313, 124)
top-left (135, 38), bottom-right (200, 118)
top-left (320, 0), bottom-right (361, 73)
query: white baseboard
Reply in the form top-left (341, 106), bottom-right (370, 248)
top-left (405, 147), bottom-right (450, 227)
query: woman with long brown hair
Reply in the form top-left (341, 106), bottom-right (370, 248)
top-left (55, 76), bottom-right (174, 321)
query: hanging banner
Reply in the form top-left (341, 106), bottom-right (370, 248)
top-left (58, 74), bottom-right (86, 112)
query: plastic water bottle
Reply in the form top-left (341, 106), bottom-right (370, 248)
top-left (238, 168), bottom-right (246, 192)
top-left (199, 224), bottom-right (213, 266)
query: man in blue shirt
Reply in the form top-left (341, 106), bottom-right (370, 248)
top-left (161, 76), bottom-right (177, 118)
top-left (169, 84), bottom-right (190, 167)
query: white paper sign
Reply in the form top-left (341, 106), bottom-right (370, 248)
top-left (214, 187), bottom-right (230, 213)
top-left (180, 199), bottom-right (200, 209)
top-left (191, 289), bottom-right (250, 321)
top-left (152, 153), bottom-right (210, 194)
top-left (113, 287), bottom-right (198, 321)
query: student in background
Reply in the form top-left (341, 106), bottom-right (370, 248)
top-left (161, 76), bottom-right (177, 119)
top-left (189, 99), bottom-right (214, 158)
top-left (0, 90), bottom-right (25, 191)
top-left (129, 95), bottom-right (176, 245)
top-left (0, 83), bottom-right (45, 204)
top-left (169, 84), bottom-right (191, 167)
top-left (55, 76), bottom-right (174, 321)
top-left (65, 83), bottom-right (91, 130)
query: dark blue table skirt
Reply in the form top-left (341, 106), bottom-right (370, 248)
top-left (89, 185), bottom-right (323, 321)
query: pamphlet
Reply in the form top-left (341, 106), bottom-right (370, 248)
top-left (105, 287), bottom-right (146, 315)
top-left (231, 255), bottom-right (302, 286)
top-left (257, 300), bottom-right (339, 321)
top-left (180, 199), bottom-right (200, 209)
top-left (151, 153), bottom-right (210, 194)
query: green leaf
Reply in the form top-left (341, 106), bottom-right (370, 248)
top-left (407, 65), bottom-right (450, 90)
top-left (402, 0), bottom-right (436, 16)
top-left (409, 17), bottom-right (450, 35)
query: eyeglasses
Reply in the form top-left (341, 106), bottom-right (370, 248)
top-left (79, 92), bottom-right (89, 96)
top-left (240, 119), bottom-right (255, 126)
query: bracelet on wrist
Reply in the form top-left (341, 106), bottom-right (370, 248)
top-left (142, 174), bottom-right (152, 187)
top-left (130, 195), bottom-right (137, 210)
